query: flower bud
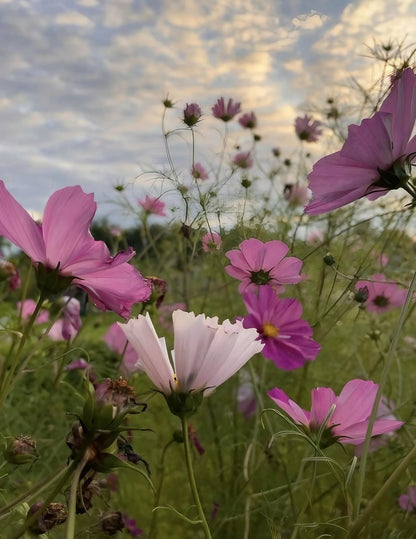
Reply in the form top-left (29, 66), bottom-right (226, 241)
top-left (4, 435), bottom-right (38, 465)
top-left (183, 102), bottom-right (202, 127)
top-left (100, 511), bottom-right (124, 534)
top-left (323, 253), bottom-right (336, 266)
top-left (354, 286), bottom-right (369, 304)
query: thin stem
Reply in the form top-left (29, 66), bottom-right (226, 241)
top-left (352, 271), bottom-right (416, 520)
top-left (181, 415), bottom-right (212, 539)
top-left (66, 453), bottom-right (89, 539)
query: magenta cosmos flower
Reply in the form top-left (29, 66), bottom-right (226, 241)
top-left (225, 238), bottom-right (302, 294)
top-left (268, 379), bottom-right (404, 447)
top-left (212, 97), bottom-right (241, 122)
top-left (355, 273), bottom-right (407, 314)
top-left (233, 151), bottom-right (253, 169)
top-left (306, 68), bottom-right (416, 215)
top-left (0, 182), bottom-right (150, 318)
top-left (294, 114), bottom-right (322, 142)
top-left (137, 195), bottom-right (166, 217)
top-left (183, 102), bottom-right (202, 127)
top-left (239, 112), bottom-right (257, 129)
top-left (191, 162), bottom-right (209, 180)
top-left (202, 232), bottom-right (222, 252)
top-left (119, 310), bottom-right (263, 400)
top-left (243, 285), bottom-right (320, 370)
top-left (399, 486), bottom-right (416, 511)
top-left (283, 183), bottom-right (310, 207)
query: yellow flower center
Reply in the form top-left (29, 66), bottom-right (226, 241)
top-left (262, 322), bottom-right (279, 338)
top-left (173, 373), bottom-right (179, 387)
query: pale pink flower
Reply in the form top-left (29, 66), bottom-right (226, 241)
top-left (237, 382), bottom-right (257, 419)
top-left (119, 310), bottom-right (263, 397)
top-left (110, 227), bottom-right (121, 237)
top-left (399, 486), bottom-right (416, 511)
top-left (306, 68), bottom-right (416, 215)
top-left (104, 322), bottom-right (141, 377)
top-left (191, 162), bottom-right (209, 180)
top-left (212, 97), bottom-right (241, 122)
top-left (239, 112), bottom-right (257, 129)
top-left (354, 398), bottom-right (400, 456)
top-left (183, 103), bottom-right (202, 127)
top-left (355, 273), bottom-right (407, 314)
top-left (294, 114), bottom-right (322, 142)
top-left (225, 238), bottom-right (303, 294)
top-left (48, 297), bottom-right (82, 341)
top-left (243, 285), bottom-right (320, 370)
top-left (268, 379), bottom-right (404, 447)
top-left (138, 195), bottom-right (166, 217)
top-left (283, 184), bottom-right (310, 207)
top-left (202, 232), bottom-right (222, 252)
top-left (0, 182), bottom-right (151, 318)
top-left (306, 229), bottom-right (324, 245)
top-left (17, 299), bottom-right (49, 324)
top-left (233, 151), bottom-right (253, 169)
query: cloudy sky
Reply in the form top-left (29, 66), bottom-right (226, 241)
top-left (1, 0), bottom-right (416, 223)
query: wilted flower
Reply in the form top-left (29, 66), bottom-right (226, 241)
top-left (191, 162), bottom-right (209, 180)
top-left (355, 273), bottom-right (407, 314)
top-left (119, 310), bottom-right (263, 415)
top-left (399, 486), bottom-right (416, 512)
top-left (183, 102), bottom-right (202, 127)
top-left (306, 68), bottom-right (416, 215)
top-left (0, 183), bottom-right (150, 318)
top-left (212, 97), bottom-right (241, 121)
top-left (294, 114), bottom-right (322, 142)
top-left (4, 434), bottom-right (38, 465)
top-left (239, 112), bottom-right (257, 129)
top-left (202, 232), bottom-right (222, 252)
top-left (138, 195), bottom-right (166, 217)
top-left (27, 502), bottom-right (67, 534)
top-left (225, 238), bottom-right (302, 294)
top-left (233, 151), bottom-right (253, 169)
top-left (0, 258), bottom-right (20, 291)
top-left (243, 285), bottom-right (320, 370)
top-left (100, 511), bottom-right (124, 534)
top-left (145, 275), bottom-right (167, 308)
top-left (268, 379), bottom-right (404, 447)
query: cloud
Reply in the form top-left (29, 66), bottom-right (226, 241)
top-left (292, 10), bottom-right (328, 30)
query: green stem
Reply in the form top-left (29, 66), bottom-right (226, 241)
top-left (0, 293), bottom-right (46, 411)
top-left (66, 453), bottom-right (89, 539)
top-left (148, 440), bottom-right (174, 539)
top-left (347, 443), bottom-right (416, 538)
top-left (181, 415), bottom-right (212, 539)
top-left (352, 271), bottom-right (416, 520)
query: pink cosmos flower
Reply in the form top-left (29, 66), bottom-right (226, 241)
top-left (233, 151), bottom-right (253, 169)
top-left (212, 97), bottom-right (241, 122)
top-left (225, 238), bottom-right (303, 294)
top-left (104, 322), bottom-right (141, 377)
top-left (268, 379), bottom-right (404, 447)
top-left (306, 68), bottom-right (416, 215)
top-left (306, 229), bottom-right (324, 245)
top-left (191, 162), bottom-right (209, 180)
top-left (158, 302), bottom-right (187, 331)
top-left (183, 102), bottom-right (202, 127)
top-left (355, 273), bottom-right (407, 314)
top-left (17, 299), bottom-right (49, 324)
top-left (239, 112), bottom-right (257, 129)
top-left (243, 285), bottom-right (320, 370)
top-left (399, 486), bottom-right (416, 512)
top-left (48, 297), bottom-right (82, 341)
top-left (294, 114), bottom-right (322, 142)
top-left (119, 310), bottom-right (263, 397)
top-left (0, 182), bottom-right (151, 318)
top-left (202, 232), bottom-right (222, 252)
top-left (283, 184), bottom-right (310, 207)
top-left (137, 195), bottom-right (166, 217)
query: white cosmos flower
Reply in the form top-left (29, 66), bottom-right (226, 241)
top-left (119, 310), bottom-right (263, 397)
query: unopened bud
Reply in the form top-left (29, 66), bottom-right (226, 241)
top-left (354, 286), bottom-right (369, 304)
top-left (323, 253), bottom-right (336, 266)
top-left (4, 435), bottom-right (38, 465)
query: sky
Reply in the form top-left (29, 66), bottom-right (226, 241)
top-left (1, 0), bottom-right (416, 224)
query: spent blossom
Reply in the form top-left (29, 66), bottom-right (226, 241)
top-left (119, 310), bottom-right (263, 415)
top-left (0, 182), bottom-right (150, 318)
top-left (306, 68), bottom-right (416, 215)
top-left (138, 195), bottom-right (166, 217)
top-left (294, 114), bottom-right (322, 142)
top-left (355, 273), bottom-right (407, 314)
top-left (268, 379), bottom-right (403, 447)
top-left (243, 285), bottom-right (320, 370)
top-left (225, 238), bottom-right (302, 294)
top-left (212, 97), bottom-right (241, 122)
